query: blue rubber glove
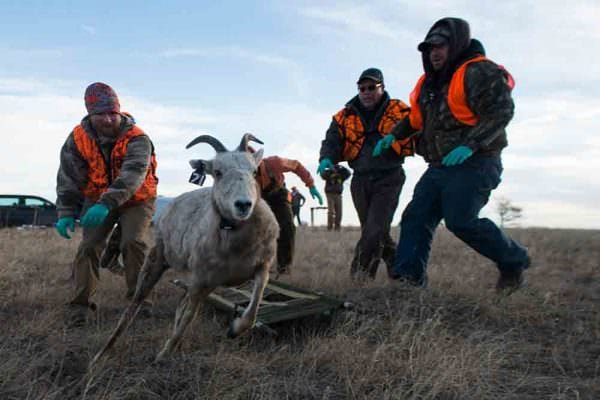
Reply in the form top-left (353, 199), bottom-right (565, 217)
top-left (55, 216), bottom-right (75, 239)
top-left (309, 186), bottom-right (323, 205)
top-left (80, 204), bottom-right (110, 227)
top-left (373, 134), bottom-right (396, 157)
top-left (316, 158), bottom-right (334, 176)
top-left (442, 145), bottom-right (473, 166)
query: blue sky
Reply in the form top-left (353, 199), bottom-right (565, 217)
top-left (1, 0), bottom-right (599, 228)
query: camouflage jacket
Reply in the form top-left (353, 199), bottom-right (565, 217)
top-left (415, 59), bottom-right (515, 163)
top-left (56, 114), bottom-right (154, 218)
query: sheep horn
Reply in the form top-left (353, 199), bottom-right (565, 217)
top-left (186, 135), bottom-right (228, 153)
top-left (237, 133), bottom-right (264, 152)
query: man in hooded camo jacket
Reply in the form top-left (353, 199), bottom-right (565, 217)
top-left (374, 17), bottom-right (530, 291)
top-left (55, 82), bottom-right (158, 324)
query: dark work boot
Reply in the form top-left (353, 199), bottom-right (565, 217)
top-left (496, 256), bottom-right (530, 294)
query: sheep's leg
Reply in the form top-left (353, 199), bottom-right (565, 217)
top-left (89, 242), bottom-right (168, 368)
top-left (155, 287), bottom-right (211, 362)
top-left (228, 265), bottom-right (269, 338)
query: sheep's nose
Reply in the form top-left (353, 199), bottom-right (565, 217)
top-left (234, 199), bottom-right (252, 214)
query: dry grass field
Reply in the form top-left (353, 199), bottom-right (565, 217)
top-left (0, 226), bottom-right (598, 399)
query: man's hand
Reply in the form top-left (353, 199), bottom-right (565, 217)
top-left (309, 186), bottom-right (323, 205)
top-left (373, 134), bottom-right (396, 157)
top-left (80, 204), bottom-right (110, 227)
top-left (442, 145), bottom-right (473, 166)
top-left (55, 216), bottom-right (75, 239)
top-left (317, 158), bottom-right (334, 176)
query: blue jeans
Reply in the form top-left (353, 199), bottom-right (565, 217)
top-left (390, 155), bottom-right (529, 285)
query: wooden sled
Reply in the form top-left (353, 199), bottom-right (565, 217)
top-left (206, 279), bottom-right (349, 335)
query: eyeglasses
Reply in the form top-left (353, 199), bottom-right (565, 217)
top-left (358, 84), bottom-right (381, 93)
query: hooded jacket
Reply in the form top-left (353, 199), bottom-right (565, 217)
top-left (404, 18), bottom-right (515, 164)
top-left (56, 113), bottom-right (156, 218)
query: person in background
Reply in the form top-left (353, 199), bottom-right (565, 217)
top-left (318, 68), bottom-right (414, 280)
top-left (55, 82), bottom-right (158, 325)
top-left (374, 17), bottom-right (530, 291)
top-left (254, 151), bottom-right (323, 274)
top-left (320, 164), bottom-right (351, 231)
top-left (290, 186), bottom-right (306, 226)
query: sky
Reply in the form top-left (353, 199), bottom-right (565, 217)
top-left (1, 0), bottom-right (599, 229)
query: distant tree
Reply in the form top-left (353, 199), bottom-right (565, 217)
top-left (497, 197), bottom-right (523, 228)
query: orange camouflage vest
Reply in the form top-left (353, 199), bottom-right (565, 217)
top-left (334, 99), bottom-right (413, 161)
top-left (409, 55), bottom-right (515, 129)
top-left (72, 124), bottom-right (158, 204)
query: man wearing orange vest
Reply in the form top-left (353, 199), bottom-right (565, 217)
top-left (55, 82), bottom-right (158, 325)
top-left (374, 18), bottom-right (529, 291)
top-left (255, 153), bottom-right (323, 275)
top-left (318, 68), bottom-right (413, 280)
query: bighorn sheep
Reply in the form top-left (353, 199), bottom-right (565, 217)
top-left (91, 133), bottom-right (278, 364)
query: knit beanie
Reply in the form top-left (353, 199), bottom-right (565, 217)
top-left (84, 82), bottom-right (120, 115)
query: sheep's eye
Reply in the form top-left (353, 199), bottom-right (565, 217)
top-left (214, 170), bottom-right (222, 178)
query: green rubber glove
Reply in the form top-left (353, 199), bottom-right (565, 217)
top-left (442, 145), bottom-right (473, 166)
top-left (317, 158), bottom-right (334, 176)
top-left (55, 216), bottom-right (75, 239)
top-left (309, 186), bottom-right (323, 205)
top-left (80, 204), bottom-right (110, 227)
top-left (373, 134), bottom-right (396, 157)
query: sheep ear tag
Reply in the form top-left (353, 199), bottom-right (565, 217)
top-left (189, 160), bottom-right (206, 186)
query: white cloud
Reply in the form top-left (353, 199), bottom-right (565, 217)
top-left (298, 5), bottom-right (421, 42)
top-left (2, 1), bottom-right (600, 229)
top-left (159, 45), bottom-right (308, 96)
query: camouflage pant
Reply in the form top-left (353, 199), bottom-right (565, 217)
top-left (70, 200), bottom-right (154, 306)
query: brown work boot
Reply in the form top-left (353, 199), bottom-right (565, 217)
top-left (65, 302), bottom-right (97, 328)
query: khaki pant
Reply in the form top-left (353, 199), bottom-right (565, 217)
top-left (326, 192), bottom-right (342, 231)
top-left (70, 200), bottom-right (154, 306)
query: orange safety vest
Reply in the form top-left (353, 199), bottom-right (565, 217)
top-left (409, 55), bottom-right (515, 129)
top-left (73, 124), bottom-right (158, 204)
top-left (334, 99), bottom-right (413, 161)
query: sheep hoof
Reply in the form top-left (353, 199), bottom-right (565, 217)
top-left (226, 325), bottom-right (237, 338)
top-left (227, 318), bottom-right (241, 338)
top-left (171, 279), bottom-right (189, 291)
top-left (154, 351), bottom-right (169, 363)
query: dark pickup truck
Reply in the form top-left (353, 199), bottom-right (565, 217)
top-left (0, 194), bottom-right (58, 228)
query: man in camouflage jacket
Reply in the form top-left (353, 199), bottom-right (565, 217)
top-left (55, 82), bottom-right (157, 325)
top-left (374, 17), bottom-right (529, 291)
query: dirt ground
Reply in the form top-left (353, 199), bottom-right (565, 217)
top-left (0, 226), bottom-right (598, 399)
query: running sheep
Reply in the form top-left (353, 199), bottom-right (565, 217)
top-left (91, 133), bottom-right (278, 364)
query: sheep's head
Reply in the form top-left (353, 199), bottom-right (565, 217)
top-left (187, 133), bottom-right (264, 222)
